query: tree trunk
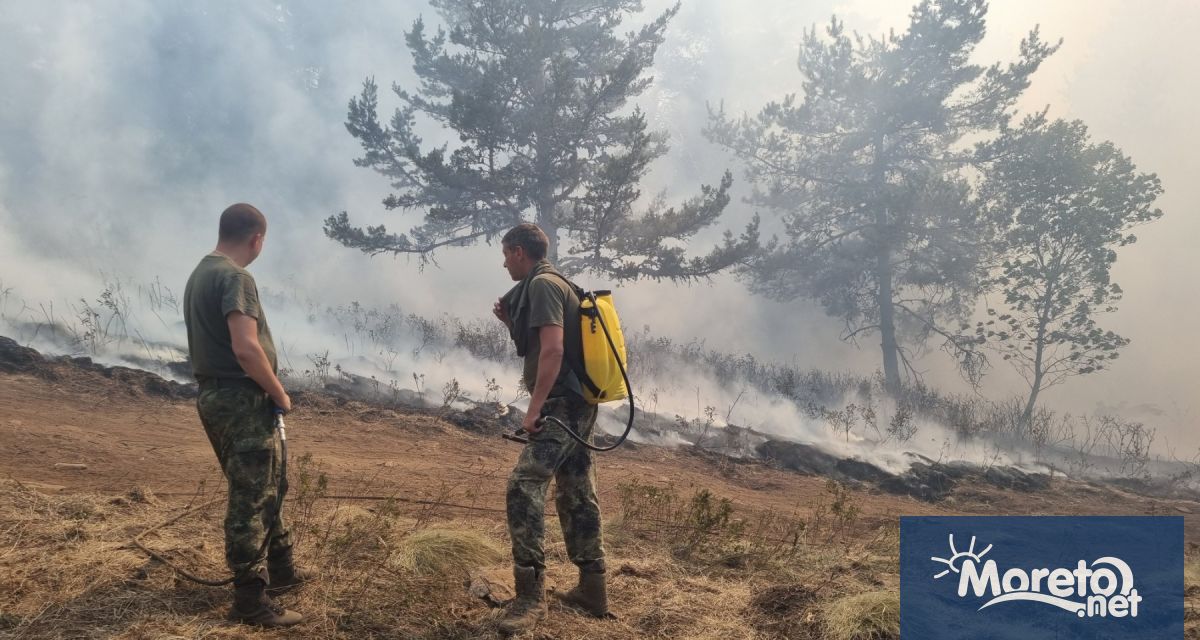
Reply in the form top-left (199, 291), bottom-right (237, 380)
top-left (537, 203), bottom-right (559, 264)
top-left (1019, 376), bottom-right (1042, 438)
top-left (877, 246), bottom-right (901, 393)
top-left (870, 136), bottom-right (900, 393)
top-left (1020, 286), bottom-right (1055, 436)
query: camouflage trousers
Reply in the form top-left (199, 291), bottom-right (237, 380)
top-left (506, 396), bottom-right (606, 572)
top-left (196, 386), bottom-right (292, 575)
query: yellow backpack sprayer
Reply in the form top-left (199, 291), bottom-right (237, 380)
top-left (503, 277), bottom-right (634, 452)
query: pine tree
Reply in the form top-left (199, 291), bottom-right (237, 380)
top-left (707, 0), bottom-right (1057, 391)
top-left (326, 0), bottom-right (757, 280)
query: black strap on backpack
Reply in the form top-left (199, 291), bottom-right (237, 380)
top-left (506, 274), bottom-right (636, 452)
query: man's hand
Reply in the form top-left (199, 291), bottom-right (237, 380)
top-left (273, 392), bottom-right (293, 414)
top-left (493, 298), bottom-right (510, 325)
top-left (522, 409), bottom-right (543, 434)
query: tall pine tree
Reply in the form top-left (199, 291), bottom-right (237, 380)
top-left (326, 0), bottom-right (757, 280)
top-left (707, 0), bottom-right (1057, 391)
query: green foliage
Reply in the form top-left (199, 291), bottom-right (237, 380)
top-left (327, 0), bottom-right (756, 280)
top-left (291, 452), bottom-right (330, 548)
top-left (615, 480), bottom-right (745, 559)
top-left (708, 0), bottom-right (1058, 390)
top-left (977, 115), bottom-right (1163, 421)
top-left (615, 479), bottom-right (867, 567)
top-left (820, 402), bottom-right (878, 443)
top-left (886, 405), bottom-right (917, 443)
top-left (678, 488), bottom-right (741, 557)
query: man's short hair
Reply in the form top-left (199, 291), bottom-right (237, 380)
top-left (501, 223), bottom-right (549, 261)
top-left (218, 203), bottom-right (267, 242)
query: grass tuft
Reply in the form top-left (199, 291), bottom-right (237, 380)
top-left (389, 527), bottom-right (506, 577)
top-left (822, 589), bottom-right (900, 640)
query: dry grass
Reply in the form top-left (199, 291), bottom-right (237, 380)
top-left (328, 504), bottom-right (375, 527)
top-left (0, 474), bottom-right (904, 639)
top-left (821, 590), bottom-right (900, 640)
top-left (1187, 555), bottom-right (1200, 594)
top-left (1185, 552), bottom-right (1200, 631)
top-left (389, 528), bottom-right (506, 577)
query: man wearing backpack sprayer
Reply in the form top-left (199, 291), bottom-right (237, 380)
top-left (492, 223), bottom-right (611, 635)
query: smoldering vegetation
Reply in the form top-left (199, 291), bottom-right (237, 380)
top-left (0, 0), bottom-right (1192, 496)
top-left (2, 1), bottom-right (1198, 638)
top-left (0, 270), bottom-right (1187, 504)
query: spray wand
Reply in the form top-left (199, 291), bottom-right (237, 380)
top-left (504, 291), bottom-right (635, 452)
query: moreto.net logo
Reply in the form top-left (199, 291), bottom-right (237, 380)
top-left (900, 516), bottom-right (1182, 639)
top-left (931, 533), bottom-right (1141, 618)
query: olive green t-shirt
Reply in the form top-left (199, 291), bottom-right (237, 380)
top-left (183, 252), bottom-right (277, 379)
top-left (521, 274), bottom-right (583, 397)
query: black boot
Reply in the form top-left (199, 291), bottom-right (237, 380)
top-left (267, 544), bottom-right (315, 595)
top-left (553, 563), bottom-right (612, 618)
top-left (498, 565), bottom-right (546, 636)
top-left (228, 567), bottom-right (304, 627)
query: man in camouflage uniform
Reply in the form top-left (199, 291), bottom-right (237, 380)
top-left (492, 223), bottom-right (610, 635)
top-left (183, 203), bottom-right (307, 627)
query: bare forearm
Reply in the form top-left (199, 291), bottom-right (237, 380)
top-left (527, 349), bottom-right (563, 419)
top-left (235, 344), bottom-right (286, 404)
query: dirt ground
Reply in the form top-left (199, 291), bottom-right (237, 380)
top-left (3, 361), bottom-right (1200, 639)
top-left (0, 371), bottom-right (940, 525)
top-left (3, 370), bottom-right (1198, 535)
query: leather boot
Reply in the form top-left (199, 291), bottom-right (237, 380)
top-left (553, 564), bottom-right (612, 618)
top-left (228, 567), bottom-right (304, 627)
top-left (497, 565), bottom-right (546, 636)
top-left (267, 545), bottom-right (315, 595)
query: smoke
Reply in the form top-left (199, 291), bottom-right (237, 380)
top-left (641, 0), bottom-right (1200, 449)
top-left (1, 0), bottom-right (1197, 462)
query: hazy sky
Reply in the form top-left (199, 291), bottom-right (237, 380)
top-left (0, 1), bottom-right (1196, 449)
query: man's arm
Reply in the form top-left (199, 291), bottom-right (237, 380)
top-left (523, 324), bottom-right (564, 433)
top-left (228, 311), bottom-right (292, 413)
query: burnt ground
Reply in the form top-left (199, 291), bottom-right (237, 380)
top-left (3, 335), bottom-right (1200, 540)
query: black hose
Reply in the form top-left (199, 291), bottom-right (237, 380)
top-left (530, 292), bottom-right (636, 453)
top-left (132, 409), bottom-right (288, 586)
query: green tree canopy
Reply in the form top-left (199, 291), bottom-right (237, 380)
top-left (976, 115), bottom-right (1163, 425)
top-left (326, 0), bottom-right (757, 280)
top-left (707, 0), bottom-right (1058, 391)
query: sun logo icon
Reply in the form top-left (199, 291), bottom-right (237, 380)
top-left (931, 534), bottom-right (992, 580)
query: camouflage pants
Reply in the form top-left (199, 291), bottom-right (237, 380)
top-left (506, 396), bottom-right (605, 572)
top-left (196, 386), bottom-right (292, 575)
